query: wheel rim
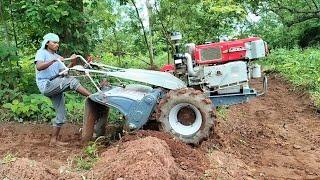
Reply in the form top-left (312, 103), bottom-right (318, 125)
top-left (168, 103), bottom-right (202, 136)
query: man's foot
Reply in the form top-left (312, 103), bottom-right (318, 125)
top-left (49, 138), bottom-right (69, 147)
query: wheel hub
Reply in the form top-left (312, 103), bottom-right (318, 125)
top-left (177, 106), bottom-right (196, 126)
top-left (168, 103), bottom-right (202, 136)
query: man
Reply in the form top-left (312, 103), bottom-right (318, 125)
top-left (35, 33), bottom-right (91, 146)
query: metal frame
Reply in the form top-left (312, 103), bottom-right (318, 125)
top-left (209, 76), bottom-right (268, 107)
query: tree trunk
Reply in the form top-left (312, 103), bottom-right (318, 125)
top-left (0, 0), bottom-right (11, 47)
top-left (9, 0), bottom-right (18, 55)
top-left (112, 27), bottom-right (122, 66)
top-left (154, 2), bottom-right (174, 63)
top-left (146, 0), bottom-right (154, 67)
top-left (131, 0), bottom-right (154, 67)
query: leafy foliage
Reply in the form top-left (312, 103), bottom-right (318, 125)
top-left (2, 93), bottom-right (85, 123)
top-left (75, 139), bottom-right (101, 170)
top-left (2, 94), bottom-right (54, 122)
top-left (216, 106), bottom-right (229, 121)
top-left (153, 0), bottom-right (247, 44)
top-left (242, 0), bottom-right (320, 48)
top-left (1, 0), bottom-right (113, 55)
top-left (262, 48), bottom-right (320, 107)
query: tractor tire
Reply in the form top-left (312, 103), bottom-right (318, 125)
top-left (157, 88), bottom-right (214, 144)
top-left (82, 98), bottom-right (109, 142)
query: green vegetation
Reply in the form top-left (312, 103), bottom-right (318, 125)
top-left (216, 106), bottom-right (228, 121)
top-left (75, 139), bottom-right (102, 171)
top-left (1, 153), bottom-right (17, 164)
top-left (263, 48), bottom-right (320, 107)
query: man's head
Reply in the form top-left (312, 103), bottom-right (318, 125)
top-left (41, 33), bottom-right (60, 52)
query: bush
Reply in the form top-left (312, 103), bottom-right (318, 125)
top-left (2, 93), bottom-right (85, 123)
top-left (2, 94), bottom-right (54, 122)
top-left (93, 52), bottom-right (169, 70)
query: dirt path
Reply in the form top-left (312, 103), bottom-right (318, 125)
top-left (0, 74), bottom-right (319, 179)
top-left (202, 75), bottom-right (320, 179)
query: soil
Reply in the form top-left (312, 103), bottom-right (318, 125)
top-left (0, 74), bottom-right (319, 179)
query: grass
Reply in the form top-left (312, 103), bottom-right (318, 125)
top-left (216, 106), bottom-right (228, 121)
top-left (1, 153), bottom-right (17, 164)
top-left (74, 137), bottom-right (104, 171)
top-left (261, 47), bottom-right (320, 108)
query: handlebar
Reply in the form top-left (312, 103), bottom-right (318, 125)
top-left (57, 55), bottom-right (93, 76)
top-left (62, 55), bottom-right (92, 69)
top-left (55, 55), bottom-right (108, 92)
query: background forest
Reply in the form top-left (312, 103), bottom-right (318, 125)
top-left (0, 0), bottom-right (319, 122)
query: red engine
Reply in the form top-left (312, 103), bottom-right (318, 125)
top-left (193, 37), bottom-right (267, 65)
top-left (160, 32), bottom-right (268, 108)
top-left (160, 37), bottom-right (268, 72)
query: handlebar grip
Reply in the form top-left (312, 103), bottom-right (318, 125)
top-left (63, 55), bottom-right (92, 68)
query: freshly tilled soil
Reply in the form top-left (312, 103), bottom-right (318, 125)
top-left (0, 74), bottom-right (319, 179)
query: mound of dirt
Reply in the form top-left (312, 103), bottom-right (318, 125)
top-left (0, 158), bottom-right (83, 180)
top-left (92, 136), bottom-right (187, 179)
top-left (2, 136), bottom-right (197, 179)
top-left (0, 158), bottom-right (59, 180)
top-left (0, 123), bottom-right (208, 179)
top-left (120, 130), bottom-right (209, 177)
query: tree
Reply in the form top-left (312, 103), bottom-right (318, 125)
top-left (0, 0), bottom-right (112, 55)
top-left (0, 0), bottom-right (10, 47)
top-left (130, 0), bottom-right (155, 67)
top-left (241, 0), bottom-right (320, 47)
top-left (104, 0), bottom-right (249, 66)
top-left (153, 0), bottom-right (247, 43)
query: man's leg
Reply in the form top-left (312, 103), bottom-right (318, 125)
top-left (76, 85), bottom-right (91, 97)
top-left (44, 76), bottom-right (91, 97)
top-left (51, 126), bottom-right (68, 146)
top-left (44, 77), bottom-right (91, 146)
top-left (49, 93), bottom-right (68, 146)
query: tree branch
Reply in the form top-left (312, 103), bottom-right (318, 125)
top-left (274, 1), bottom-right (320, 14)
top-left (311, 0), bottom-right (319, 11)
top-left (154, 2), bottom-right (174, 53)
top-left (130, 0), bottom-right (153, 66)
top-left (271, 1), bottom-right (320, 26)
top-left (286, 14), bottom-right (320, 26)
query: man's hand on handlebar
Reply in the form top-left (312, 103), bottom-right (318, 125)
top-left (68, 54), bottom-right (77, 68)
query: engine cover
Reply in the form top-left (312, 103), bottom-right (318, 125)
top-left (193, 37), bottom-right (267, 65)
top-left (203, 61), bottom-right (248, 91)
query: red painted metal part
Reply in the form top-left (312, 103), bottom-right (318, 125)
top-left (194, 37), bottom-right (262, 65)
top-left (160, 37), bottom-right (267, 72)
top-left (160, 64), bottom-right (175, 72)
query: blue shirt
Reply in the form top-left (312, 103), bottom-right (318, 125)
top-left (34, 49), bottom-right (64, 93)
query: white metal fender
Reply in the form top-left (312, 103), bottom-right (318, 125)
top-left (107, 69), bottom-right (187, 90)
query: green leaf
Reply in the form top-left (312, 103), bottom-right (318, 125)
top-left (62, 11), bottom-right (69, 16)
top-left (12, 100), bottom-right (19, 105)
top-left (2, 103), bottom-right (12, 109)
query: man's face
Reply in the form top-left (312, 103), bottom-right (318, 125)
top-left (46, 41), bottom-right (59, 51)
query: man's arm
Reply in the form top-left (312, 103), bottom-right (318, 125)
top-left (35, 50), bottom-right (64, 71)
top-left (67, 54), bottom-right (77, 68)
top-left (36, 54), bottom-right (76, 71)
top-left (67, 61), bottom-right (74, 68)
top-left (36, 60), bottom-right (57, 71)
